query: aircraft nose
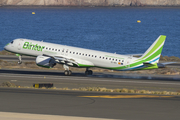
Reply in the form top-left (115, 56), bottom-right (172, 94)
top-left (4, 43), bottom-right (9, 51)
top-left (4, 46), bottom-right (7, 50)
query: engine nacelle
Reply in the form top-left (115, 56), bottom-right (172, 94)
top-left (36, 55), bottom-right (56, 68)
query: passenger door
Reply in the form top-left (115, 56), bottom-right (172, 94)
top-left (17, 39), bottom-right (23, 50)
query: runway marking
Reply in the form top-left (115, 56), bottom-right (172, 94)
top-left (10, 80), bottom-right (17, 82)
top-left (0, 112), bottom-right (119, 120)
top-left (0, 73), bottom-right (180, 86)
top-left (79, 95), bottom-right (174, 99)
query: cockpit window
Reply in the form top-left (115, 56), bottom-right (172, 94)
top-left (10, 41), bottom-right (14, 44)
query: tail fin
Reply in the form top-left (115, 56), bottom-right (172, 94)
top-left (139, 35), bottom-right (166, 64)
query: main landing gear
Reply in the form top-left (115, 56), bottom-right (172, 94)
top-left (85, 68), bottom-right (93, 75)
top-left (63, 64), bottom-right (72, 76)
top-left (63, 64), bottom-right (93, 76)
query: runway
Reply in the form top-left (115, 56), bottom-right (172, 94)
top-left (0, 68), bottom-right (180, 119)
top-left (0, 56), bottom-right (180, 119)
top-left (0, 55), bottom-right (35, 61)
top-left (0, 68), bottom-right (180, 92)
top-left (0, 87), bottom-right (180, 120)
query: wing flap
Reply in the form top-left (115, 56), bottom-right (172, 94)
top-left (42, 54), bottom-right (79, 67)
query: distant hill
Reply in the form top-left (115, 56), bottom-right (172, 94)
top-left (1, 0), bottom-right (180, 7)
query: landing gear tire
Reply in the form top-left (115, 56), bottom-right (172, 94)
top-left (68, 70), bottom-right (72, 75)
top-left (64, 70), bottom-right (72, 76)
top-left (85, 70), bottom-right (93, 75)
top-left (18, 61), bottom-right (22, 64)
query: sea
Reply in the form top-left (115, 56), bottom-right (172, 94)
top-left (0, 7), bottom-right (180, 57)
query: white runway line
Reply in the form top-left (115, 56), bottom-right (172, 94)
top-left (0, 112), bottom-right (120, 120)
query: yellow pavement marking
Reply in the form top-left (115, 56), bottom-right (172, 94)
top-left (79, 95), bottom-right (174, 99)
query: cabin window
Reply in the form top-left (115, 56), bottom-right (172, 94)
top-left (55, 49), bottom-right (57, 51)
top-left (49, 48), bottom-right (51, 50)
top-left (76, 52), bottom-right (78, 55)
top-left (46, 47), bottom-right (48, 49)
top-left (119, 60), bottom-right (121, 62)
top-left (103, 57), bottom-right (104, 59)
top-left (62, 50), bottom-right (64, 52)
top-left (89, 55), bottom-right (91, 57)
top-left (79, 53), bottom-right (81, 55)
top-left (42, 47), bottom-right (45, 49)
top-left (73, 52), bottom-right (75, 54)
top-left (70, 51), bottom-right (71, 53)
top-left (116, 59), bottom-right (117, 61)
top-left (106, 58), bottom-right (108, 60)
top-left (66, 51), bottom-right (68, 53)
top-left (58, 49), bottom-right (60, 51)
top-left (122, 60), bottom-right (124, 62)
top-left (99, 56), bottom-right (101, 58)
top-left (92, 55), bottom-right (93, 57)
top-left (82, 53), bottom-right (84, 56)
top-left (95, 56), bottom-right (97, 58)
top-left (85, 54), bottom-right (87, 56)
top-left (109, 58), bottom-right (111, 60)
top-left (52, 48), bottom-right (54, 51)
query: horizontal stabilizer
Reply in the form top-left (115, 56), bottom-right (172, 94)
top-left (157, 62), bottom-right (177, 68)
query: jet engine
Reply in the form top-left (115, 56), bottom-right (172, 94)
top-left (36, 55), bottom-right (56, 68)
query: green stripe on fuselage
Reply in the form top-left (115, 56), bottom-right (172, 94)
top-left (105, 46), bottom-right (163, 70)
top-left (130, 46), bottom-right (163, 68)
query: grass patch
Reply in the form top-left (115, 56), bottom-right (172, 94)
top-left (160, 55), bottom-right (180, 62)
top-left (1, 81), bottom-right (180, 96)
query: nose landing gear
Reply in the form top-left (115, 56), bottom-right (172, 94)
top-left (17, 54), bottom-right (22, 64)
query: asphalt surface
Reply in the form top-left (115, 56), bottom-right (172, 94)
top-left (0, 87), bottom-right (180, 120)
top-left (0, 68), bottom-right (180, 92)
top-left (0, 55), bottom-right (180, 120)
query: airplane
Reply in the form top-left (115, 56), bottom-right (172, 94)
top-left (4, 35), bottom-right (167, 76)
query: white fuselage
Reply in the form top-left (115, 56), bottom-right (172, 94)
top-left (5, 38), bottom-right (137, 69)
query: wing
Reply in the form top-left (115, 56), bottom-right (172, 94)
top-left (42, 54), bottom-right (79, 67)
top-left (42, 54), bottom-right (94, 67)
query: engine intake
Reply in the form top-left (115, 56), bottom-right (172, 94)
top-left (36, 55), bottom-right (56, 68)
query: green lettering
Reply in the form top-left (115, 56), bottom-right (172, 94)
top-left (32, 45), bottom-right (35, 50)
top-left (41, 46), bottom-right (45, 51)
top-left (23, 42), bottom-right (29, 49)
top-left (34, 44), bottom-right (37, 51)
top-left (37, 46), bottom-right (41, 51)
top-left (28, 42), bottom-right (32, 49)
top-left (23, 42), bottom-right (44, 52)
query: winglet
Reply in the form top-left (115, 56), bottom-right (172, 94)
top-left (140, 35), bottom-right (166, 64)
